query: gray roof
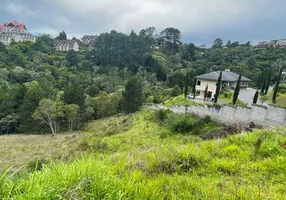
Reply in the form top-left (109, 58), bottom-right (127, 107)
top-left (195, 71), bottom-right (251, 82)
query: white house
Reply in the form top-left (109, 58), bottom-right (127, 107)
top-left (0, 20), bottom-right (36, 45)
top-left (195, 70), bottom-right (251, 100)
top-left (54, 40), bottom-right (79, 52)
top-left (82, 35), bottom-right (97, 50)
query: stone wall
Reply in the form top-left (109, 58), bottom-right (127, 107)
top-left (144, 104), bottom-right (286, 127)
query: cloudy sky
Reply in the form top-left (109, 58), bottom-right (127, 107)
top-left (1, 0), bottom-right (286, 46)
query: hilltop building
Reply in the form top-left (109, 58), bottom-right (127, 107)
top-left (195, 70), bottom-right (251, 100)
top-left (0, 20), bottom-right (36, 45)
top-left (82, 35), bottom-right (97, 50)
top-left (54, 40), bottom-right (79, 52)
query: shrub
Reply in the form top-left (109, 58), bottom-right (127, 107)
top-left (223, 92), bottom-right (228, 98)
top-left (26, 158), bottom-right (48, 172)
top-left (168, 114), bottom-right (196, 133)
top-left (155, 109), bottom-right (171, 122)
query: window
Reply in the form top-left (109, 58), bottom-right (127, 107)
top-left (197, 80), bottom-right (201, 86)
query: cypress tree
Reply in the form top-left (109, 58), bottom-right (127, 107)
top-left (260, 70), bottom-right (267, 95)
top-left (192, 78), bottom-right (196, 99)
top-left (233, 72), bottom-right (242, 105)
top-left (253, 90), bottom-right (259, 104)
top-left (204, 84), bottom-right (208, 102)
top-left (264, 69), bottom-right (272, 95)
top-left (184, 72), bottom-right (189, 99)
top-left (214, 71), bottom-right (222, 103)
top-left (273, 64), bottom-right (284, 104)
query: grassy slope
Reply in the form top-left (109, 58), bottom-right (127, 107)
top-left (0, 110), bottom-right (286, 199)
top-left (265, 91), bottom-right (286, 108)
top-left (0, 132), bottom-right (86, 174)
top-left (162, 95), bottom-right (200, 107)
top-left (219, 94), bottom-right (247, 106)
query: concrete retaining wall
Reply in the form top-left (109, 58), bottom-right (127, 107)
top-left (144, 104), bottom-right (286, 127)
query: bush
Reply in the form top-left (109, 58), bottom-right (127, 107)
top-left (155, 109), bottom-right (171, 122)
top-left (171, 84), bottom-right (181, 97)
top-left (278, 85), bottom-right (286, 94)
top-left (168, 114), bottom-right (196, 133)
top-left (223, 92), bottom-right (228, 98)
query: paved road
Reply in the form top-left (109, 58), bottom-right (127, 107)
top-left (238, 88), bottom-right (256, 106)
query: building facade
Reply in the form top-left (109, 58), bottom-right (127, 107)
top-left (195, 70), bottom-right (251, 100)
top-left (54, 40), bottom-right (79, 52)
top-left (0, 20), bottom-right (36, 45)
top-left (82, 35), bottom-right (97, 50)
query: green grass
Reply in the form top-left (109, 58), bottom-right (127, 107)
top-left (219, 93), bottom-right (247, 106)
top-left (265, 91), bottom-right (286, 108)
top-left (0, 110), bottom-right (286, 199)
top-left (162, 95), bottom-right (200, 107)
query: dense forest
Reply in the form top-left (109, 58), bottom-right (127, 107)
top-left (0, 27), bottom-right (285, 134)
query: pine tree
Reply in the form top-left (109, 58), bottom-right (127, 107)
top-left (253, 90), bottom-right (259, 104)
top-left (214, 71), bottom-right (222, 103)
top-left (184, 72), bottom-right (189, 99)
top-left (260, 70), bottom-right (267, 95)
top-left (192, 78), bottom-right (196, 99)
top-left (273, 63), bottom-right (284, 104)
top-left (204, 84), bottom-right (208, 102)
top-left (233, 72), bottom-right (242, 105)
top-left (264, 69), bottom-right (272, 95)
top-left (123, 76), bottom-right (143, 113)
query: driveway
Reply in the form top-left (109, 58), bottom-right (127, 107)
top-left (238, 88), bottom-right (256, 106)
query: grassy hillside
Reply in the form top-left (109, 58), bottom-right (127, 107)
top-left (265, 90), bottom-right (286, 108)
top-left (0, 110), bottom-right (286, 199)
top-left (0, 132), bottom-right (86, 174)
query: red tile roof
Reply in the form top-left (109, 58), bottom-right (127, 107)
top-left (1, 20), bottom-right (27, 30)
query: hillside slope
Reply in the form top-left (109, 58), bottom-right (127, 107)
top-left (0, 110), bottom-right (286, 199)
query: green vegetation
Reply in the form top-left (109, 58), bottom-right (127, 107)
top-left (1, 29), bottom-right (286, 134)
top-left (265, 90), bottom-right (286, 108)
top-left (0, 110), bottom-right (285, 199)
top-left (163, 95), bottom-right (199, 107)
top-left (219, 92), bottom-right (247, 106)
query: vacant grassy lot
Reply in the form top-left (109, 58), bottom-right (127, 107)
top-left (0, 132), bottom-right (86, 174)
top-left (0, 109), bottom-right (285, 199)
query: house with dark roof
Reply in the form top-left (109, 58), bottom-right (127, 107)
top-left (195, 70), bottom-right (251, 99)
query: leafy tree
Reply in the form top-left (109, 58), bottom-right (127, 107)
top-left (187, 43), bottom-right (196, 59)
top-left (214, 71), bottom-right (222, 103)
top-left (226, 40), bottom-right (232, 47)
top-left (123, 76), bottom-right (143, 113)
top-left (231, 41), bottom-right (240, 47)
top-left (66, 50), bottom-right (78, 67)
top-left (65, 104), bottom-right (79, 132)
top-left (19, 81), bottom-right (45, 133)
top-left (55, 31), bottom-right (67, 40)
top-left (212, 38), bottom-right (223, 48)
top-left (245, 41), bottom-right (251, 46)
top-left (0, 42), bottom-right (6, 52)
top-left (160, 27), bottom-right (181, 52)
top-left (233, 72), bottom-right (242, 105)
top-left (171, 85), bottom-right (181, 97)
top-left (0, 114), bottom-right (19, 134)
top-left (33, 99), bottom-right (65, 134)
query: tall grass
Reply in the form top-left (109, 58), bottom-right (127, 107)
top-left (0, 110), bottom-right (285, 199)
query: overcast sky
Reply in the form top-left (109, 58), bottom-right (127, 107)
top-left (1, 0), bottom-right (286, 46)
